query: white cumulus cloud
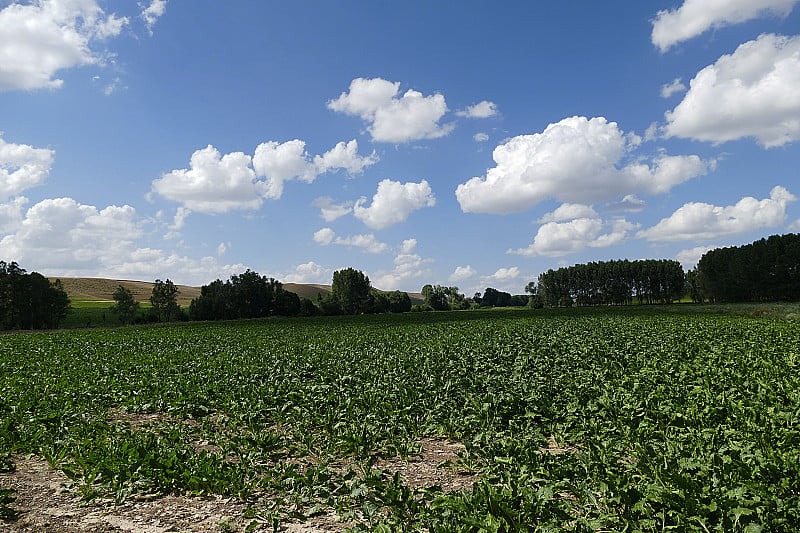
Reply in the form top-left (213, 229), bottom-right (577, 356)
top-left (0, 196), bottom-right (27, 233)
top-left (399, 238), bottom-right (417, 254)
top-left (141, 0), bottom-right (166, 34)
top-left (153, 139), bottom-right (377, 213)
top-left (313, 139), bottom-right (378, 174)
top-left (102, 248), bottom-right (246, 286)
top-left (327, 77), bottom-right (453, 143)
top-left (252, 139), bottom-right (318, 199)
top-left (665, 33), bottom-right (800, 147)
top-left (333, 233), bottom-right (389, 254)
top-left (457, 100), bottom-right (498, 118)
top-left (153, 145), bottom-right (263, 213)
top-left (313, 227), bottom-right (388, 254)
top-left (675, 245), bottom-right (719, 270)
top-left (313, 227), bottom-right (336, 246)
top-left (456, 116), bottom-right (711, 214)
top-left (474, 267), bottom-right (525, 294)
top-left (487, 267), bottom-right (520, 281)
top-left (0, 135), bottom-right (55, 199)
top-left (0, 196), bottom-right (246, 284)
top-left (605, 194), bottom-right (646, 213)
top-left (652, 0), bottom-right (799, 52)
top-left (660, 77), bottom-right (687, 98)
top-left (510, 202), bottom-right (638, 257)
top-left (0, 0), bottom-right (128, 91)
top-left (639, 186), bottom-right (796, 242)
top-left (0, 196), bottom-right (140, 271)
top-left (353, 179), bottom-right (436, 230)
top-left (312, 197), bottom-right (353, 222)
top-left (449, 265), bottom-right (477, 282)
top-left (0, 196), bottom-right (247, 284)
top-left (538, 203), bottom-right (598, 223)
top-left (172, 206), bottom-right (190, 229)
top-left (163, 206), bottom-right (190, 240)
top-left (373, 249), bottom-right (433, 290)
top-left (281, 261), bottom-right (331, 284)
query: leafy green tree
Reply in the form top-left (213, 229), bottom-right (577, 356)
top-left (371, 290), bottom-right (390, 313)
top-left (276, 290), bottom-right (301, 316)
top-left (46, 279), bottom-right (71, 327)
top-left (0, 261), bottom-right (25, 328)
top-left (509, 295), bottom-right (529, 306)
top-left (695, 234), bottom-right (800, 302)
top-left (189, 271), bottom-right (302, 320)
top-left (421, 284), bottom-right (434, 302)
top-left (0, 262), bottom-right (70, 329)
top-left (150, 279), bottom-right (180, 322)
top-left (421, 284), bottom-right (449, 310)
top-left (189, 279), bottom-right (234, 320)
top-left (387, 290), bottom-right (412, 313)
top-left (111, 285), bottom-right (139, 325)
top-left (331, 268), bottom-right (372, 314)
top-left (317, 293), bottom-right (342, 315)
top-left (443, 286), bottom-right (468, 310)
top-left (299, 298), bottom-right (319, 317)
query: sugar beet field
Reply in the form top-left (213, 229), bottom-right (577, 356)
top-left (1, 308), bottom-right (799, 532)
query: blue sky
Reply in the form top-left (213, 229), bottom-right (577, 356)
top-left (1, 0), bottom-right (799, 295)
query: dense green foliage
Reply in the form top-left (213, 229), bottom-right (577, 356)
top-left (150, 279), bottom-right (181, 322)
top-left (536, 259), bottom-right (686, 307)
top-left (480, 287), bottom-right (512, 308)
top-left (694, 233), bottom-right (800, 303)
top-left (189, 270), bottom-right (301, 320)
top-left (386, 290), bottom-right (412, 313)
top-left (331, 268), bottom-right (373, 315)
top-left (421, 284), bottom-right (454, 311)
top-left (111, 286), bottom-right (140, 325)
top-left (0, 261), bottom-right (70, 330)
top-left (420, 285), bottom-right (527, 311)
top-left (1, 308), bottom-right (798, 531)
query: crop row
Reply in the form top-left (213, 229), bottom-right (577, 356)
top-left (1, 308), bottom-right (799, 531)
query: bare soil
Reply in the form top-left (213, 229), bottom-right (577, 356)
top-left (375, 437), bottom-right (477, 492)
top-left (1, 455), bottom-right (276, 532)
top-left (1, 436), bottom-right (476, 533)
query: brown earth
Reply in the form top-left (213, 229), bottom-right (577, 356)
top-left (1, 433), bottom-right (476, 532)
top-left (1, 455), bottom-right (350, 532)
top-left (47, 278), bottom-right (201, 306)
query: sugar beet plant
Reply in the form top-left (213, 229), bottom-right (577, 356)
top-left (1, 308), bottom-right (799, 531)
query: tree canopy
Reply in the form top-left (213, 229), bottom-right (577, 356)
top-left (0, 261), bottom-right (70, 330)
top-left (189, 270), bottom-right (302, 320)
top-left (331, 268), bottom-right (372, 315)
top-left (111, 285), bottom-right (139, 325)
top-left (535, 259), bottom-right (685, 307)
top-left (694, 234), bottom-right (800, 302)
top-left (150, 279), bottom-right (180, 322)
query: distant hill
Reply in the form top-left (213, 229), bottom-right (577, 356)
top-left (48, 277), bottom-right (201, 306)
top-left (49, 277), bottom-right (424, 305)
top-left (283, 283), bottom-right (331, 300)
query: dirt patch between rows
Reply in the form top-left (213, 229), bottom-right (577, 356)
top-left (1, 437), bottom-right (477, 533)
top-left (0, 456), bottom-right (347, 533)
top-left (375, 437), bottom-right (476, 492)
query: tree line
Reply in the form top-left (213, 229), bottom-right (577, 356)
top-left (690, 233), bottom-right (800, 302)
top-left (0, 261), bottom-right (70, 330)
top-left (9, 233), bottom-right (798, 330)
top-left (530, 259), bottom-right (686, 307)
top-left (418, 284), bottom-right (529, 311)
